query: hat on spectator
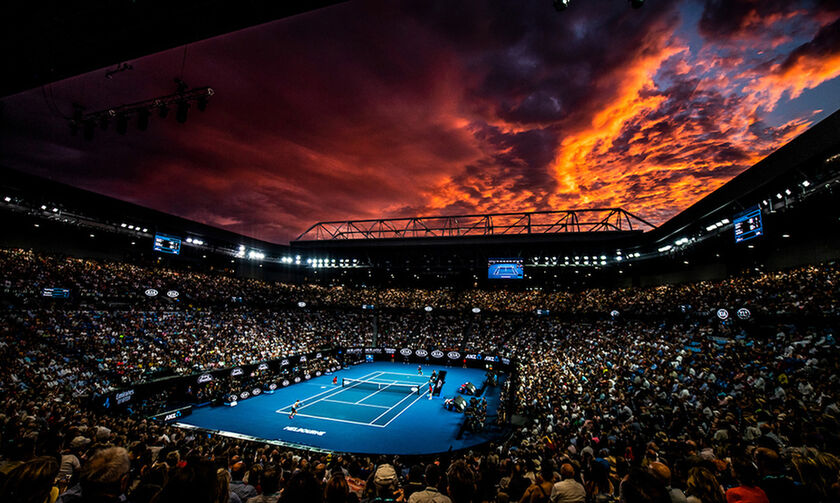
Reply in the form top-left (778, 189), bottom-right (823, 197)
top-left (70, 436), bottom-right (91, 449)
top-left (374, 464), bottom-right (398, 488)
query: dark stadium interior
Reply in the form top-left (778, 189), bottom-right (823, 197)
top-left (3, 2), bottom-right (840, 503)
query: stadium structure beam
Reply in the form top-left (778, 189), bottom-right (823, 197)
top-left (295, 209), bottom-right (656, 241)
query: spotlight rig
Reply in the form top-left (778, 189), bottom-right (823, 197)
top-left (69, 84), bottom-right (214, 140)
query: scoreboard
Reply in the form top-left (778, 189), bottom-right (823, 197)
top-left (733, 205), bottom-right (763, 243)
top-left (42, 288), bottom-right (70, 298)
top-left (153, 234), bottom-right (182, 254)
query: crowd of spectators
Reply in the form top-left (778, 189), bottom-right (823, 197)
top-left (4, 249), bottom-right (838, 317)
top-left (2, 248), bottom-right (840, 502)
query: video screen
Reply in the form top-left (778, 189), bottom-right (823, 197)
top-left (488, 258), bottom-right (524, 279)
top-left (154, 234), bottom-right (182, 254)
top-left (734, 205), bottom-right (763, 243)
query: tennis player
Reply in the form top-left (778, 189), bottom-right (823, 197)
top-left (417, 365), bottom-right (422, 375)
top-left (288, 399), bottom-right (301, 419)
top-left (332, 376), bottom-right (338, 385)
top-left (428, 381), bottom-right (434, 399)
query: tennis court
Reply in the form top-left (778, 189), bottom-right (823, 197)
top-left (275, 371), bottom-right (431, 427)
top-left (176, 362), bottom-right (506, 454)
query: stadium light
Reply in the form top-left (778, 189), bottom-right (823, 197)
top-left (801, 180), bottom-right (811, 187)
top-left (658, 245), bottom-right (672, 253)
top-left (3, 196), bottom-right (10, 202)
top-left (553, 0), bottom-right (570, 11)
top-left (142, 228), bottom-right (148, 233)
top-left (706, 224), bottom-right (717, 231)
top-left (40, 205), bottom-right (47, 210)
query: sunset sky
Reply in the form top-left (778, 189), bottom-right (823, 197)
top-left (1, 0), bottom-right (839, 243)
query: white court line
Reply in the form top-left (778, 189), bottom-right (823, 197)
top-left (380, 372), bottom-right (433, 379)
top-left (322, 399), bottom-right (389, 409)
top-left (354, 382), bottom-right (398, 404)
top-left (382, 390), bottom-right (428, 427)
top-left (370, 387), bottom-right (425, 424)
top-left (288, 412), bottom-right (385, 428)
top-left (275, 370), bottom-right (381, 413)
top-left (294, 371), bottom-right (384, 412)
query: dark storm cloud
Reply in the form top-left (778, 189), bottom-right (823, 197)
top-left (1, 0), bottom-right (839, 242)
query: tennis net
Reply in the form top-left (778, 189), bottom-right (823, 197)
top-left (341, 378), bottom-right (421, 395)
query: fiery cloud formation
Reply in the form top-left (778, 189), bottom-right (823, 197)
top-left (1, 0), bottom-right (839, 242)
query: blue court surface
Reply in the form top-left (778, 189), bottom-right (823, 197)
top-left (176, 362), bottom-right (506, 454)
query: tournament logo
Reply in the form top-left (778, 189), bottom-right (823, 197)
top-left (415, 349), bottom-right (428, 357)
top-left (447, 351), bottom-right (461, 359)
top-left (400, 348), bottom-right (412, 356)
top-left (431, 350), bottom-right (444, 358)
top-left (144, 288), bottom-right (159, 297)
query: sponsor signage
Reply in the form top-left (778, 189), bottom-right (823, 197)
top-left (231, 367), bottom-right (244, 377)
top-left (294, 377), bottom-right (301, 383)
top-left (281, 359), bottom-right (290, 366)
top-left (415, 349), bottom-right (428, 357)
top-left (257, 363), bottom-right (269, 371)
top-left (431, 350), bottom-right (444, 358)
top-left (166, 290), bottom-right (179, 298)
top-left (400, 348), bottom-right (412, 356)
top-left (197, 374), bottom-right (213, 384)
top-left (282, 379), bottom-right (290, 387)
top-left (269, 383), bottom-right (278, 390)
top-left (299, 355), bottom-right (307, 362)
top-left (316, 371), bottom-right (322, 377)
top-left (115, 389), bottom-right (135, 405)
top-left (384, 348), bottom-right (396, 354)
top-left (252, 388), bottom-right (261, 396)
top-left (239, 391), bottom-right (250, 399)
top-left (717, 308), bottom-right (729, 320)
top-left (484, 355), bottom-right (498, 362)
top-left (448, 351), bottom-right (461, 359)
top-left (465, 354), bottom-right (479, 360)
top-left (737, 308), bottom-right (751, 320)
top-left (144, 288), bottom-right (159, 297)
top-left (283, 426), bottom-right (326, 436)
top-left (501, 357), bottom-right (510, 365)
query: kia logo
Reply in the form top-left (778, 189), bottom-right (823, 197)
top-left (144, 288), bottom-right (158, 297)
top-left (197, 374), bottom-right (212, 383)
top-left (717, 309), bottom-right (729, 320)
top-left (294, 377), bottom-right (301, 383)
top-left (240, 392), bottom-right (249, 399)
top-left (269, 383), bottom-right (278, 390)
top-left (252, 388), bottom-right (261, 395)
top-left (400, 348), bottom-right (412, 356)
top-left (431, 350), bottom-right (444, 358)
top-left (415, 349), bottom-right (428, 357)
top-left (282, 380), bottom-right (290, 386)
top-left (448, 351), bottom-right (460, 359)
